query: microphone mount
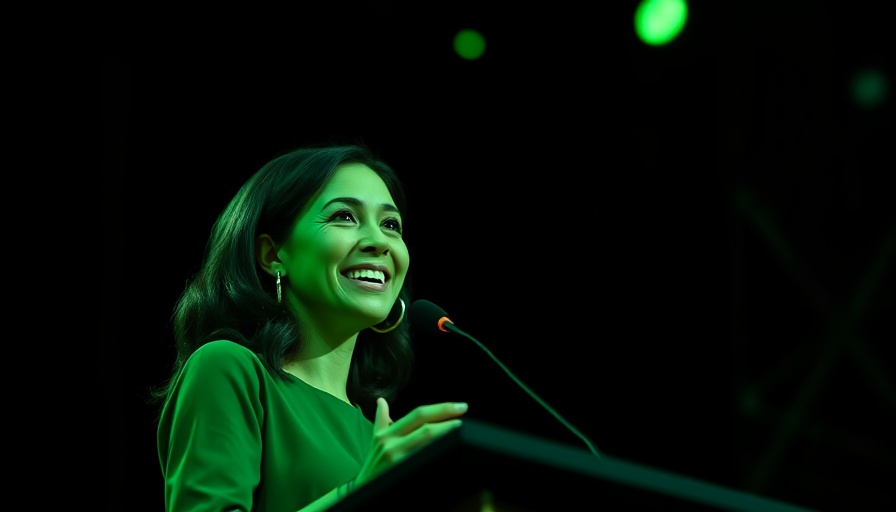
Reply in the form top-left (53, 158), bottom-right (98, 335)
top-left (409, 299), bottom-right (603, 458)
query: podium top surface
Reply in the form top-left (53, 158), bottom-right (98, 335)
top-left (333, 419), bottom-right (817, 512)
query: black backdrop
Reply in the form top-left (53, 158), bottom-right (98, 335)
top-left (104, 2), bottom-right (894, 510)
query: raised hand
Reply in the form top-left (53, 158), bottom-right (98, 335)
top-left (353, 397), bottom-right (468, 487)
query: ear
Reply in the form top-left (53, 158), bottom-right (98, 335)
top-left (256, 233), bottom-right (283, 277)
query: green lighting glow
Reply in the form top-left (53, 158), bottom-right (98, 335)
top-left (851, 67), bottom-right (889, 109)
top-left (740, 388), bottom-right (760, 416)
top-left (634, 0), bottom-right (689, 46)
top-left (454, 28), bottom-right (486, 60)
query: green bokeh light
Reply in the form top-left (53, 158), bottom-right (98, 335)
top-left (634, 0), bottom-right (689, 46)
top-left (851, 67), bottom-right (889, 109)
top-left (454, 28), bottom-right (486, 60)
top-left (740, 388), bottom-right (760, 417)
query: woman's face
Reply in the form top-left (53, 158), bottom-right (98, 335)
top-left (277, 163), bottom-right (409, 333)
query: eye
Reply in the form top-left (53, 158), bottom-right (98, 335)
top-left (329, 209), bottom-right (356, 223)
top-left (382, 217), bottom-right (402, 234)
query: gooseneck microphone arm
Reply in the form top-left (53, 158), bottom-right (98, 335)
top-left (409, 299), bottom-right (603, 458)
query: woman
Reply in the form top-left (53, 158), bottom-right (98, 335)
top-left (153, 143), bottom-right (468, 511)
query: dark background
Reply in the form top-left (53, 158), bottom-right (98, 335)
top-left (104, 1), bottom-right (894, 510)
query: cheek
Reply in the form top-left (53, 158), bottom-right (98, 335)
top-left (323, 234), bottom-right (360, 261)
top-left (393, 243), bottom-right (411, 274)
top-left (282, 233), bottom-right (350, 275)
top-left (299, 229), bottom-right (349, 256)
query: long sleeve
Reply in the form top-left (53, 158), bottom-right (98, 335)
top-left (157, 340), bottom-right (374, 512)
top-left (158, 340), bottom-right (266, 511)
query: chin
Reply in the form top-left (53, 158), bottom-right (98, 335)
top-left (355, 300), bottom-right (393, 323)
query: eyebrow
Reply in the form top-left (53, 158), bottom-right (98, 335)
top-left (322, 197), bottom-right (399, 214)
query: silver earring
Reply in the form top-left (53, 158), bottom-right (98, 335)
top-left (276, 271), bottom-right (282, 303)
top-left (370, 298), bottom-right (405, 333)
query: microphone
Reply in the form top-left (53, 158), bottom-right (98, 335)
top-left (409, 299), bottom-right (603, 458)
top-left (408, 299), bottom-right (459, 334)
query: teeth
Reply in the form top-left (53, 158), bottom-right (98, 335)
top-left (345, 269), bottom-right (385, 283)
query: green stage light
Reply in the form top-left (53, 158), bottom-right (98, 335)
top-left (634, 0), bottom-right (689, 47)
top-left (851, 67), bottom-right (889, 109)
top-left (454, 28), bottom-right (486, 60)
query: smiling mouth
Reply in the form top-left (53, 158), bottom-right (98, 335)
top-left (344, 269), bottom-right (386, 285)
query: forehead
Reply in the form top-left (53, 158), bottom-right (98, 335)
top-left (317, 163), bottom-right (394, 203)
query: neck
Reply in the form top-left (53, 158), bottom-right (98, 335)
top-left (283, 333), bottom-right (357, 404)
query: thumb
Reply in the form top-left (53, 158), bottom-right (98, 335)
top-left (374, 397), bottom-right (392, 430)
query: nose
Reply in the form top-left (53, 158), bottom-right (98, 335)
top-left (359, 227), bottom-right (391, 256)
top-left (361, 243), bottom-right (389, 256)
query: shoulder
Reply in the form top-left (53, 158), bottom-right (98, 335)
top-left (192, 339), bottom-right (259, 362)
top-left (181, 340), bottom-right (268, 380)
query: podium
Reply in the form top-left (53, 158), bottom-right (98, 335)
top-left (332, 419), bottom-right (816, 511)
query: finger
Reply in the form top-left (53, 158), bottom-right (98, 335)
top-left (394, 418), bottom-right (464, 457)
top-left (374, 397), bottom-right (393, 431)
top-left (391, 402), bottom-right (468, 435)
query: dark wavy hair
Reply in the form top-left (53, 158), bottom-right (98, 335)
top-left (150, 143), bottom-right (414, 420)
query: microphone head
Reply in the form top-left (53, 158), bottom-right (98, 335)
top-left (409, 299), bottom-right (453, 333)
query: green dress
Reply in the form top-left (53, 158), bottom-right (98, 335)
top-left (158, 340), bottom-right (373, 512)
